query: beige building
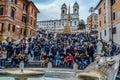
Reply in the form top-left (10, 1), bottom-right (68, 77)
top-left (0, 0), bottom-right (39, 40)
top-left (87, 13), bottom-right (98, 30)
top-left (95, 0), bottom-right (120, 44)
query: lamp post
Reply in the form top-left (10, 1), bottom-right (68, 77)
top-left (23, 27), bottom-right (27, 43)
top-left (16, 25), bottom-right (20, 39)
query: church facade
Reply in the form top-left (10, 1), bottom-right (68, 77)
top-left (37, 2), bottom-right (79, 32)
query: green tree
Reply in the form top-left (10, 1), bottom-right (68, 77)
top-left (77, 21), bottom-right (86, 30)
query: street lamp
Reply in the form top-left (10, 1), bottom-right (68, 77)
top-left (109, 28), bottom-right (113, 45)
top-left (16, 25), bottom-right (20, 39)
top-left (24, 27), bottom-right (27, 41)
top-left (54, 22), bottom-right (56, 33)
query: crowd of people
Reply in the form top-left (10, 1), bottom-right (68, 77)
top-left (0, 31), bottom-right (119, 69)
top-left (101, 41), bottom-right (120, 56)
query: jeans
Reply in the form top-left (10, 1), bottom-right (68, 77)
top-left (56, 60), bottom-right (60, 66)
top-left (34, 55), bottom-right (40, 60)
top-left (0, 59), bottom-right (6, 66)
top-left (79, 61), bottom-right (87, 69)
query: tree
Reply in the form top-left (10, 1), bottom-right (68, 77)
top-left (89, 7), bottom-right (95, 14)
top-left (77, 21), bottom-right (86, 30)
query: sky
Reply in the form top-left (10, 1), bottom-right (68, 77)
top-left (32, 0), bottom-right (100, 23)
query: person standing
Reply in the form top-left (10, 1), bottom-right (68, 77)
top-left (87, 43), bottom-right (95, 63)
top-left (111, 43), bottom-right (117, 56)
top-left (6, 42), bottom-right (13, 61)
top-left (0, 47), bottom-right (7, 68)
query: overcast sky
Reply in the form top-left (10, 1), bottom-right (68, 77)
top-left (32, 0), bottom-right (100, 23)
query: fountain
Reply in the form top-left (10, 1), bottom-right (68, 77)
top-left (77, 54), bottom-right (120, 80)
top-left (0, 61), bottom-right (75, 80)
top-left (0, 61), bottom-right (45, 80)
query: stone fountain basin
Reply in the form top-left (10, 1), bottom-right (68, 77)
top-left (78, 75), bottom-right (99, 80)
top-left (0, 68), bottom-right (45, 78)
top-left (77, 71), bottom-right (102, 80)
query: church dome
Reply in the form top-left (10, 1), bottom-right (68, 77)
top-left (73, 2), bottom-right (79, 8)
top-left (61, 3), bottom-right (67, 8)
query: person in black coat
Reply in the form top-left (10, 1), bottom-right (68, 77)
top-left (87, 43), bottom-right (95, 63)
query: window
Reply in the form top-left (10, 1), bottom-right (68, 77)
top-left (62, 10), bottom-right (65, 14)
top-left (11, 0), bottom-right (17, 4)
top-left (112, 27), bottom-right (116, 34)
top-left (111, 0), bottom-right (116, 5)
top-left (20, 28), bottom-right (22, 34)
top-left (11, 9), bottom-right (15, 18)
top-left (34, 20), bottom-right (36, 27)
top-left (8, 24), bottom-right (15, 32)
top-left (104, 30), bottom-right (106, 36)
top-left (23, 4), bottom-right (27, 11)
top-left (30, 17), bottom-right (32, 25)
top-left (12, 25), bottom-right (15, 32)
top-left (21, 28), bottom-right (25, 35)
top-left (0, 23), bottom-right (4, 33)
top-left (104, 3), bottom-right (105, 9)
top-left (62, 22), bottom-right (64, 26)
top-left (31, 8), bottom-right (34, 14)
top-left (30, 30), bottom-right (31, 35)
top-left (0, 7), bottom-right (3, 15)
top-left (98, 8), bottom-right (101, 14)
top-left (8, 24), bottom-right (10, 31)
top-left (99, 20), bottom-right (101, 27)
top-left (74, 9), bottom-right (78, 13)
top-left (74, 21), bottom-right (77, 25)
top-left (34, 12), bottom-right (37, 18)
top-left (95, 25), bottom-right (98, 28)
top-left (22, 16), bottom-right (27, 23)
top-left (112, 12), bottom-right (116, 20)
top-left (104, 15), bottom-right (106, 23)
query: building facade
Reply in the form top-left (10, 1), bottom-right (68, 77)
top-left (37, 20), bottom-right (61, 32)
top-left (96, 0), bottom-right (120, 44)
top-left (87, 13), bottom-right (98, 30)
top-left (37, 2), bottom-right (79, 32)
top-left (0, 0), bottom-right (39, 40)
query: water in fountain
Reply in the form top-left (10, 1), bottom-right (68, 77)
top-left (0, 77), bottom-right (65, 80)
top-left (79, 76), bottom-right (99, 80)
